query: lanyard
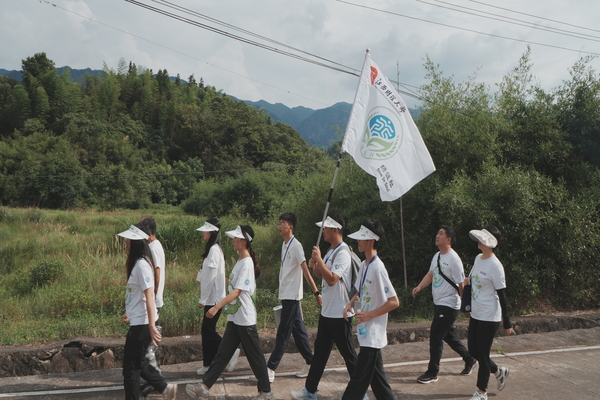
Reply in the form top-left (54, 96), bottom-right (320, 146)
top-left (281, 236), bottom-right (296, 265)
top-left (358, 254), bottom-right (378, 298)
top-left (324, 241), bottom-right (343, 264)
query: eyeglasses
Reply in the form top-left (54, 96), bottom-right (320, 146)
top-left (278, 222), bottom-right (291, 227)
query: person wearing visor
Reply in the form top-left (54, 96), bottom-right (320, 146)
top-left (118, 224), bottom-right (177, 400)
top-left (466, 225), bottom-right (514, 400)
top-left (187, 226), bottom-right (274, 400)
top-left (195, 219), bottom-right (240, 376)
top-left (291, 213), bottom-right (358, 400)
top-left (341, 219), bottom-right (399, 400)
top-left (413, 225), bottom-right (476, 384)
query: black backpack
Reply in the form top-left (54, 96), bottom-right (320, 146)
top-left (330, 244), bottom-right (361, 300)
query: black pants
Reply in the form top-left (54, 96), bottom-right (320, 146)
top-left (267, 300), bottom-right (313, 370)
top-left (427, 305), bottom-right (474, 375)
top-left (305, 315), bottom-right (357, 394)
top-left (342, 347), bottom-right (395, 400)
top-left (203, 321), bottom-right (271, 393)
top-left (468, 318), bottom-right (500, 393)
top-left (202, 305), bottom-right (223, 367)
top-left (123, 325), bottom-right (167, 400)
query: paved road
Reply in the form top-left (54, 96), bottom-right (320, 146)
top-left (1, 327), bottom-right (598, 399)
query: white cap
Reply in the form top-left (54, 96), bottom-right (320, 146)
top-left (469, 229), bottom-right (498, 248)
top-left (315, 216), bottom-right (342, 229)
top-left (117, 225), bottom-right (149, 240)
top-left (225, 226), bottom-right (253, 242)
top-left (196, 221), bottom-right (219, 232)
top-left (348, 225), bottom-right (380, 241)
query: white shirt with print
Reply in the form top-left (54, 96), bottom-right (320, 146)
top-left (226, 257), bottom-right (257, 326)
top-left (278, 237), bottom-right (306, 301)
top-left (470, 254), bottom-right (506, 322)
top-left (429, 249), bottom-right (464, 310)
top-left (321, 242), bottom-right (353, 318)
top-left (197, 244), bottom-right (226, 306)
top-left (148, 240), bottom-right (166, 308)
top-left (125, 258), bottom-right (157, 326)
top-left (354, 257), bottom-right (396, 349)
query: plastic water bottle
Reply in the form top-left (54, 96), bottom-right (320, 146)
top-left (146, 326), bottom-right (162, 371)
top-left (355, 300), bottom-right (367, 336)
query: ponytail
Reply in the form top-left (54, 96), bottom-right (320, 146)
top-left (240, 225), bottom-right (261, 279)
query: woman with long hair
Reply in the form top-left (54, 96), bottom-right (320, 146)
top-left (195, 219), bottom-right (239, 375)
top-left (186, 225), bottom-right (273, 400)
top-left (119, 223), bottom-right (177, 400)
top-left (466, 225), bottom-right (514, 400)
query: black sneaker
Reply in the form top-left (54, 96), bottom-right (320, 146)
top-left (461, 359), bottom-right (478, 375)
top-left (417, 373), bottom-right (438, 384)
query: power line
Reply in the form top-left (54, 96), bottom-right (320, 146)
top-left (468, 0), bottom-right (600, 34)
top-left (419, 0), bottom-right (600, 43)
top-left (336, 0), bottom-right (600, 56)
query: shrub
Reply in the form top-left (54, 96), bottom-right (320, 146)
top-left (30, 260), bottom-right (64, 288)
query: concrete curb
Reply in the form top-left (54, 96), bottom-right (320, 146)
top-left (0, 311), bottom-right (598, 378)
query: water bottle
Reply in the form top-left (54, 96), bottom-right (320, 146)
top-left (355, 300), bottom-right (367, 336)
top-left (146, 326), bottom-right (162, 371)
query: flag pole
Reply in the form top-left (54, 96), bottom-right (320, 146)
top-left (397, 60), bottom-right (408, 291)
top-left (315, 149), bottom-right (343, 246)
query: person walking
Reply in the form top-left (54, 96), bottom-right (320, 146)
top-left (119, 224), bottom-right (177, 400)
top-left (412, 225), bottom-right (477, 383)
top-left (195, 219), bottom-right (240, 376)
top-left (341, 219), bottom-right (399, 400)
top-left (466, 225), bottom-right (514, 400)
top-left (186, 225), bottom-right (274, 400)
top-left (267, 212), bottom-right (321, 382)
top-left (291, 213), bottom-right (357, 400)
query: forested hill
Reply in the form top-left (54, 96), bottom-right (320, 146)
top-left (0, 53), bottom-right (327, 209)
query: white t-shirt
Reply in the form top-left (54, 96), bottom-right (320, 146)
top-left (354, 256), bottom-right (397, 349)
top-left (125, 258), bottom-right (157, 326)
top-left (278, 237), bottom-right (306, 301)
top-left (148, 240), bottom-right (166, 308)
top-left (197, 244), bottom-right (226, 306)
top-left (429, 250), bottom-right (464, 310)
top-left (470, 254), bottom-right (506, 322)
top-left (226, 257), bottom-right (257, 326)
top-left (321, 242), bottom-right (353, 318)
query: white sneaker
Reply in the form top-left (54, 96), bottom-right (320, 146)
top-left (186, 383), bottom-right (209, 400)
top-left (295, 363), bottom-right (310, 378)
top-left (469, 391), bottom-right (487, 400)
top-left (196, 365), bottom-right (209, 376)
top-left (161, 383), bottom-right (177, 400)
top-left (290, 387), bottom-right (317, 400)
top-left (226, 348), bottom-right (241, 372)
top-left (496, 366), bottom-right (509, 391)
top-left (267, 367), bottom-right (275, 383)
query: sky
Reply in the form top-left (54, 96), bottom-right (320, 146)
top-left (2, 0), bottom-right (600, 110)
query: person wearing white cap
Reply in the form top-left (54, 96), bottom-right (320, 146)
top-left (466, 225), bottom-right (514, 400)
top-left (341, 219), bottom-right (399, 400)
top-left (412, 225), bottom-right (476, 384)
top-left (195, 218), bottom-right (239, 376)
top-left (119, 223), bottom-right (177, 400)
top-left (291, 213), bottom-right (358, 400)
top-left (187, 225), bottom-right (274, 400)
top-left (267, 212), bottom-right (320, 383)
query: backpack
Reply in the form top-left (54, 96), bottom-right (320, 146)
top-left (330, 244), bottom-right (361, 300)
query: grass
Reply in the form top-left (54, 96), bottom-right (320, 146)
top-left (0, 206), bottom-right (431, 346)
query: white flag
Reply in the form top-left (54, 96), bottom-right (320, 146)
top-left (342, 52), bottom-right (435, 201)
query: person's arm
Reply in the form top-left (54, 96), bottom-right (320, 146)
top-left (412, 270), bottom-right (433, 297)
top-left (154, 267), bottom-right (160, 296)
top-left (309, 258), bottom-right (322, 279)
top-left (355, 295), bottom-right (400, 324)
top-left (143, 288), bottom-right (161, 346)
top-left (497, 288), bottom-right (514, 335)
top-left (301, 260), bottom-right (322, 306)
top-left (343, 293), bottom-right (359, 320)
top-left (206, 289), bottom-right (242, 318)
top-left (312, 246), bottom-right (342, 286)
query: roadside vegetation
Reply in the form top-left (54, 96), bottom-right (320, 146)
top-left (1, 48), bottom-right (600, 345)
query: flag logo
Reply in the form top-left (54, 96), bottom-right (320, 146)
top-left (361, 107), bottom-right (402, 160)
